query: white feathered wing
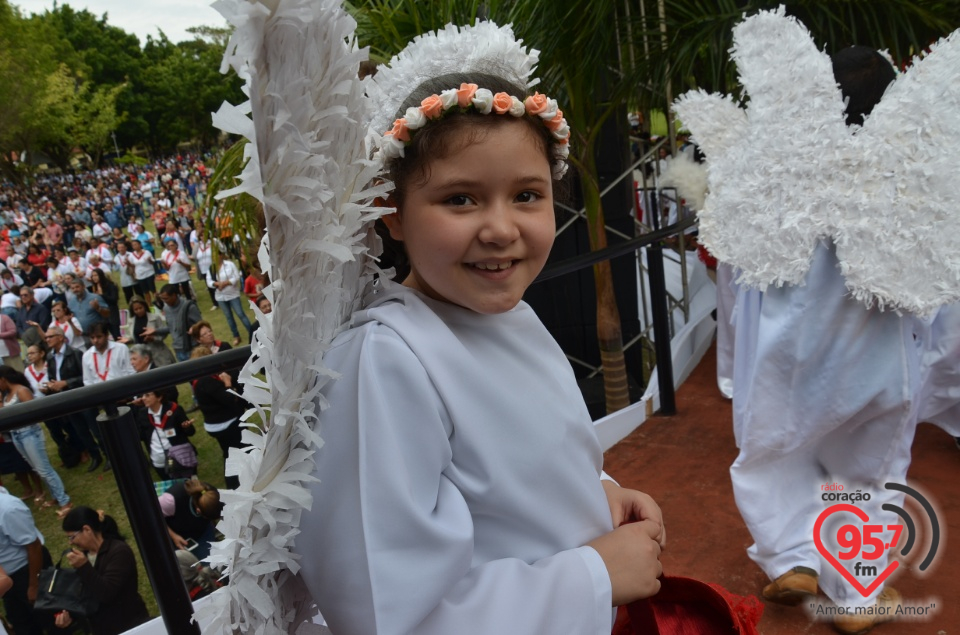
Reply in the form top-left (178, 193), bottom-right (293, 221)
top-left (674, 7), bottom-right (960, 315)
top-left (199, 0), bottom-right (388, 632)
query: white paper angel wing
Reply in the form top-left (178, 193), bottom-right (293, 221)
top-left (199, 0), bottom-right (387, 632)
top-left (675, 7), bottom-right (960, 314)
top-left (674, 7), bottom-right (850, 289)
top-left (833, 29), bottom-right (960, 314)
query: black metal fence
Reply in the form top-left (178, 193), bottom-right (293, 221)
top-left (0, 215), bottom-right (693, 632)
top-left (0, 348), bottom-right (249, 635)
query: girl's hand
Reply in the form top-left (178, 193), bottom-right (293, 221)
top-left (586, 520), bottom-right (663, 605)
top-left (601, 480), bottom-right (665, 547)
top-left (55, 610), bottom-right (73, 628)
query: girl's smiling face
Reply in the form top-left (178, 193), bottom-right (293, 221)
top-left (383, 119), bottom-right (555, 315)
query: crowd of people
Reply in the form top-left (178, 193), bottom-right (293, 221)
top-left (0, 157), bottom-right (262, 633)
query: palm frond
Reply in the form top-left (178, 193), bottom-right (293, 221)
top-left (201, 140), bottom-right (264, 266)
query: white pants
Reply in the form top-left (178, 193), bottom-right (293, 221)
top-left (729, 242), bottom-right (924, 607)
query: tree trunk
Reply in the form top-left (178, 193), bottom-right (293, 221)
top-left (580, 153), bottom-right (631, 413)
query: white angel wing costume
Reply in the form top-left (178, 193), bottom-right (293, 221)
top-left (673, 7), bottom-right (960, 315)
top-left (200, 0), bottom-right (387, 632)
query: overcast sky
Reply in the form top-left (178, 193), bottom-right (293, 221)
top-left (13, 0), bottom-right (228, 45)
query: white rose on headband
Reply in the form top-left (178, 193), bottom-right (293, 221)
top-left (405, 107), bottom-right (427, 129)
top-left (541, 98), bottom-right (559, 121)
top-left (440, 89), bottom-right (459, 110)
top-left (380, 135), bottom-right (406, 159)
top-left (555, 142), bottom-right (571, 159)
top-left (551, 122), bottom-right (570, 141)
top-left (508, 96), bottom-right (525, 117)
top-left (472, 88), bottom-right (494, 114)
top-left (552, 161), bottom-right (569, 180)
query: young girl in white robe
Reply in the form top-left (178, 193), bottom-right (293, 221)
top-left (294, 27), bottom-right (664, 635)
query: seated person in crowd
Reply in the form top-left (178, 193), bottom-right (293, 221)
top-left (159, 477), bottom-right (222, 560)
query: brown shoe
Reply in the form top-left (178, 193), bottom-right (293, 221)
top-left (762, 566), bottom-right (819, 605)
top-left (833, 587), bottom-right (901, 635)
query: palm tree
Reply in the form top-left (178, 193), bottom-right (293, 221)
top-left (504, 0), bottom-right (660, 413)
top-left (348, 0), bottom-right (506, 62)
top-left (201, 140), bottom-right (264, 267)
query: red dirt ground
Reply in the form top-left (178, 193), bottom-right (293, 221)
top-left (604, 343), bottom-right (958, 634)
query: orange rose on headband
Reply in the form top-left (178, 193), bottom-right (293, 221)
top-left (457, 83), bottom-right (478, 108)
top-left (545, 109), bottom-right (565, 132)
top-left (420, 95), bottom-right (444, 119)
top-left (387, 118), bottom-right (411, 142)
top-left (524, 92), bottom-right (549, 115)
top-left (492, 92), bottom-right (513, 114)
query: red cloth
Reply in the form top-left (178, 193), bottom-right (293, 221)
top-left (243, 275), bottom-right (261, 302)
top-left (697, 245), bottom-right (718, 270)
top-left (612, 576), bottom-right (763, 635)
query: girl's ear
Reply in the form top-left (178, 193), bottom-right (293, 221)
top-left (376, 194), bottom-right (403, 241)
top-left (380, 212), bottom-right (404, 241)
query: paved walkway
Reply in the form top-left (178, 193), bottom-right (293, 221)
top-left (603, 344), bottom-right (958, 634)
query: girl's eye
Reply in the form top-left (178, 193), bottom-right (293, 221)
top-left (515, 191), bottom-right (540, 204)
top-left (446, 195), bottom-right (475, 206)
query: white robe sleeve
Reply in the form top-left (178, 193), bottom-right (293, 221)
top-left (297, 325), bottom-right (613, 635)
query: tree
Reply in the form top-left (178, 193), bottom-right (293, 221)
top-left (74, 82), bottom-right (126, 166)
top-left (0, 0), bottom-right (64, 183)
top-left (130, 32), bottom-right (243, 156)
top-left (348, 0), bottom-right (505, 63)
top-left (28, 3), bottom-right (144, 151)
top-left (504, 0), bottom-right (647, 413)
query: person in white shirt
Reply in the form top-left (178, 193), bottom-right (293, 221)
top-left (206, 256), bottom-right (252, 345)
top-left (192, 232), bottom-right (218, 308)
top-left (61, 249), bottom-right (88, 282)
top-left (51, 301), bottom-right (85, 352)
top-left (114, 241), bottom-right (139, 303)
top-left (188, 227), bottom-right (201, 253)
top-left (44, 257), bottom-right (67, 295)
top-left (160, 222), bottom-right (184, 252)
top-left (81, 321), bottom-right (134, 386)
top-left (91, 216), bottom-right (111, 241)
top-left (0, 287), bottom-right (19, 320)
top-left (129, 240), bottom-right (157, 306)
top-left (31, 286), bottom-right (52, 307)
top-left (84, 255), bottom-right (111, 284)
top-left (0, 270), bottom-right (22, 293)
top-left (161, 238), bottom-right (193, 300)
top-left (91, 238), bottom-right (114, 270)
top-left (5, 253), bottom-right (22, 272)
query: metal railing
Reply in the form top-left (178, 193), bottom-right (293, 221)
top-left (551, 135), bottom-right (700, 384)
top-left (0, 347), bottom-right (250, 635)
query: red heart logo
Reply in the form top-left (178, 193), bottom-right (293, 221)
top-left (814, 504), bottom-right (899, 597)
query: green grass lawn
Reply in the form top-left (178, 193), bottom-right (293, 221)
top-left (3, 224), bottom-right (257, 625)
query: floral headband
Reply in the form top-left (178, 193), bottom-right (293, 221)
top-left (380, 83), bottom-right (571, 179)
